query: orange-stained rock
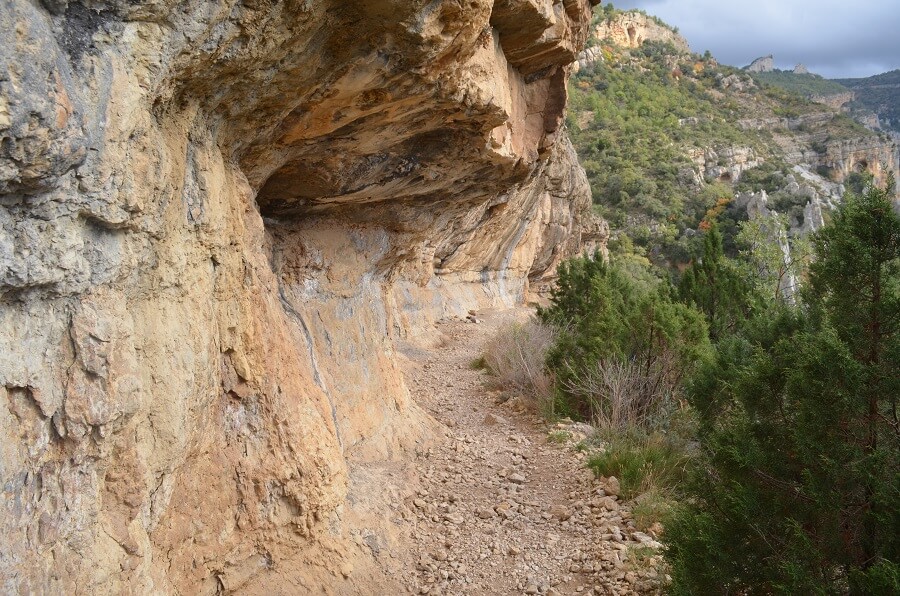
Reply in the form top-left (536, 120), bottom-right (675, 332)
top-left (0, 0), bottom-right (603, 592)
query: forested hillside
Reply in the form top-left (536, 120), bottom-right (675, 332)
top-left (568, 8), bottom-right (896, 273)
top-left (838, 69), bottom-right (900, 133)
top-left (489, 9), bottom-right (900, 593)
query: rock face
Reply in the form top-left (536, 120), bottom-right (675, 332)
top-left (740, 109), bottom-right (899, 205)
top-left (718, 72), bottom-right (756, 92)
top-left (746, 55), bottom-right (775, 73)
top-left (592, 11), bottom-right (690, 53)
top-left (809, 91), bottom-right (855, 110)
top-left (689, 146), bottom-right (763, 184)
top-left (0, 1), bottom-right (599, 592)
top-left (818, 137), bottom-right (899, 192)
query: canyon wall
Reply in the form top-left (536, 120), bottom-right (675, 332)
top-left (593, 11), bottom-right (690, 53)
top-left (742, 112), bottom-right (900, 202)
top-left (0, 1), bottom-right (600, 592)
top-left (818, 136), bottom-right (899, 191)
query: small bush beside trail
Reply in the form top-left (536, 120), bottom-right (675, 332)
top-left (538, 254), bottom-right (711, 428)
top-left (481, 319), bottom-right (557, 414)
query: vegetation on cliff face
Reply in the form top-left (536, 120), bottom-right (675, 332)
top-left (592, 2), bottom-right (675, 34)
top-left (567, 11), bottom-right (891, 272)
top-left (838, 69), bottom-right (900, 134)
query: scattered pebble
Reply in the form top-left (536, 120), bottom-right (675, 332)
top-left (400, 312), bottom-right (665, 594)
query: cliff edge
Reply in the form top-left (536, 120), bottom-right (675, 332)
top-left (0, 1), bottom-right (601, 592)
top-left (593, 10), bottom-right (690, 53)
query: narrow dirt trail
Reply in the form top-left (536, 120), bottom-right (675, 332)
top-left (392, 309), bottom-right (665, 596)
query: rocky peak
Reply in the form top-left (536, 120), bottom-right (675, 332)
top-left (746, 54), bottom-right (775, 73)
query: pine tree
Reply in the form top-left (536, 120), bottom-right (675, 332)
top-left (807, 177), bottom-right (900, 573)
top-left (539, 254), bottom-right (710, 422)
top-left (679, 222), bottom-right (756, 340)
top-left (666, 181), bottom-right (900, 594)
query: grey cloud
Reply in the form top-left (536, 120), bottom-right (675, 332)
top-left (607, 0), bottom-right (900, 78)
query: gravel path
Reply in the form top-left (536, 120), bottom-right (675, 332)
top-left (396, 309), bottom-right (665, 596)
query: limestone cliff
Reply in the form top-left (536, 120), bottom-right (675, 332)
top-left (746, 55), bottom-right (775, 73)
top-left (818, 136), bottom-right (899, 190)
top-left (0, 1), bottom-right (600, 592)
top-left (592, 10), bottom-right (690, 54)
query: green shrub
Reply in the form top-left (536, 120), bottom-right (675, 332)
top-left (845, 170), bottom-right (873, 196)
top-left (538, 254), bottom-right (711, 426)
top-left (630, 488), bottom-right (676, 531)
top-left (588, 430), bottom-right (692, 500)
top-left (679, 222), bottom-right (758, 339)
top-left (665, 181), bottom-right (900, 594)
top-left (734, 161), bottom-right (788, 194)
top-left (547, 430), bottom-right (572, 444)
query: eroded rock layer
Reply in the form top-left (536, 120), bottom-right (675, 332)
top-left (0, 1), bottom-right (599, 592)
top-left (592, 10), bottom-right (690, 54)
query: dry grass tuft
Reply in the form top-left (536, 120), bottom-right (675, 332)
top-left (560, 355), bottom-right (679, 432)
top-left (481, 319), bottom-right (557, 414)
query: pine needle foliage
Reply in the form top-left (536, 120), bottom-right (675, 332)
top-left (665, 181), bottom-right (900, 594)
top-left (538, 253), bottom-right (711, 425)
top-left (679, 222), bottom-right (758, 340)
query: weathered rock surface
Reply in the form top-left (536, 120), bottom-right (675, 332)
top-left (592, 10), bottom-right (690, 53)
top-left (746, 55), bottom-right (774, 73)
top-left (574, 10), bottom-right (690, 75)
top-left (809, 91), bottom-right (855, 110)
top-left (689, 145), bottom-right (763, 184)
top-left (817, 136), bottom-right (899, 190)
top-left (0, 1), bottom-right (600, 592)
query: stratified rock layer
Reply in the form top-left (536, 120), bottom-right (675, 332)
top-left (0, 1), bottom-right (599, 592)
top-left (593, 10), bottom-right (690, 53)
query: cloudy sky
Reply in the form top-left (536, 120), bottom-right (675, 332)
top-left (609, 0), bottom-right (900, 79)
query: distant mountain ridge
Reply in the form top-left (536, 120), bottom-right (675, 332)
top-left (738, 58), bottom-right (900, 136)
top-left (569, 8), bottom-right (899, 271)
top-left (836, 70), bottom-right (900, 135)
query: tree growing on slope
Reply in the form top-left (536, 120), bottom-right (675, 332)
top-left (679, 222), bottom-right (757, 340)
top-left (538, 254), bottom-right (710, 427)
top-left (665, 179), bottom-right (900, 594)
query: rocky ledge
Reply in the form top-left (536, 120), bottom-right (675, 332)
top-left (0, 1), bottom-right (601, 592)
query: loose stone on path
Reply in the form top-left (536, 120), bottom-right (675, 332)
top-left (402, 310), bottom-right (664, 595)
